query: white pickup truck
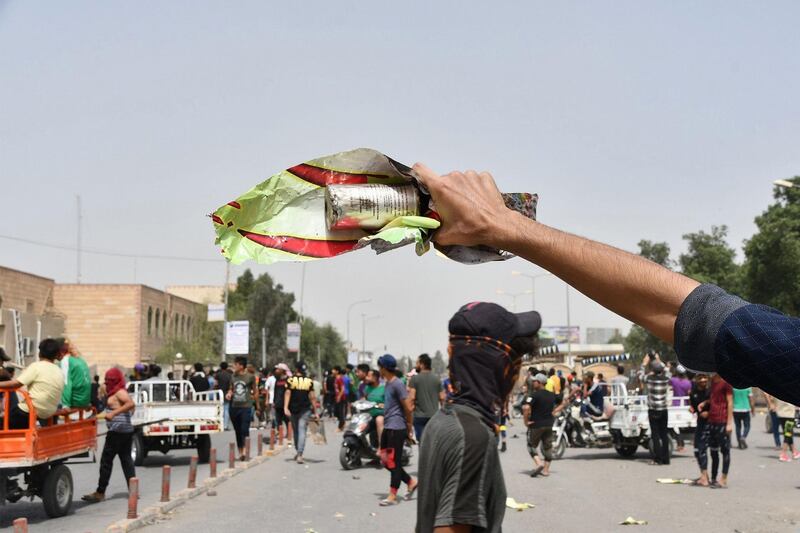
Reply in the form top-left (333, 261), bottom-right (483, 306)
top-left (127, 380), bottom-right (223, 465)
top-left (607, 384), bottom-right (696, 458)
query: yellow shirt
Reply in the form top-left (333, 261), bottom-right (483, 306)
top-left (546, 375), bottom-right (561, 395)
top-left (16, 360), bottom-right (64, 418)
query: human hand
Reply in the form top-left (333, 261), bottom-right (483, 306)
top-left (284, 408), bottom-right (291, 418)
top-left (726, 422), bottom-right (733, 434)
top-left (413, 163), bottom-right (518, 248)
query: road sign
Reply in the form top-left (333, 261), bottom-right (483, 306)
top-left (226, 321), bottom-right (250, 354)
top-left (287, 322), bottom-right (301, 353)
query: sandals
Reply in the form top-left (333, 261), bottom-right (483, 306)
top-left (404, 481), bottom-right (418, 501)
top-left (530, 466), bottom-right (544, 478)
top-left (379, 498), bottom-right (400, 506)
top-left (689, 479), bottom-right (709, 487)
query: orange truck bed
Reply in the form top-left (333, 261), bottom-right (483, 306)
top-left (0, 388), bottom-right (97, 468)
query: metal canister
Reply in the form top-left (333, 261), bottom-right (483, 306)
top-left (325, 184), bottom-right (420, 231)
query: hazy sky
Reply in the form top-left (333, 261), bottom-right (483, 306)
top-left (1, 2), bottom-right (798, 358)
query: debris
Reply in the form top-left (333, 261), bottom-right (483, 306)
top-left (656, 478), bottom-right (693, 484)
top-left (207, 490), bottom-right (217, 497)
top-left (352, 475), bottom-right (361, 480)
top-left (370, 513), bottom-right (377, 517)
top-left (334, 512), bottom-right (345, 519)
top-left (305, 529), bottom-right (319, 533)
top-left (505, 497), bottom-right (535, 511)
top-left (620, 516), bottom-right (648, 525)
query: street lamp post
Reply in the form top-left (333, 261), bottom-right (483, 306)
top-left (495, 289), bottom-right (533, 312)
top-left (346, 299), bottom-right (371, 351)
top-left (511, 271), bottom-right (554, 310)
top-left (361, 314), bottom-right (382, 364)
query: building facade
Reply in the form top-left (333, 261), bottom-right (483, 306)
top-left (0, 266), bottom-right (64, 365)
top-left (53, 284), bottom-right (205, 374)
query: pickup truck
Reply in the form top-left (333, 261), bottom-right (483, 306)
top-left (127, 380), bottom-right (223, 465)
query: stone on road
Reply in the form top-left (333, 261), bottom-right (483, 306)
top-left (140, 414), bottom-right (800, 533)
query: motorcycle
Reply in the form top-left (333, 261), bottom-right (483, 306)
top-left (552, 398), bottom-right (614, 459)
top-left (339, 399), bottom-right (413, 470)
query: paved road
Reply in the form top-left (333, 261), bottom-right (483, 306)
top-left (146, 414), bottom-right (800, 533)
top-left (0, 428), bottom-right (262, 532)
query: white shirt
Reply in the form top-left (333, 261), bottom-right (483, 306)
top-left (265, 375), bottom-right (276, 404)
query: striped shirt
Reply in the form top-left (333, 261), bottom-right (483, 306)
top-left (645, 374), bottom-right (670, 411)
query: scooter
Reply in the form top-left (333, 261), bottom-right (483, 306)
top-left (552, 398), bottom-right (614, 458)
top-left (339, 399), bottom-right (413, 470)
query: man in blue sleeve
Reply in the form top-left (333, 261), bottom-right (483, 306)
top-left (414, 163), bottom-right (800, 408)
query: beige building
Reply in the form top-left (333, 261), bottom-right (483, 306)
top-left (0, 266), bottom-right (65, 365)
top-left (54, 284), bottom-right (205, 374)
top-left (166, 285), bottom-right (234, 305)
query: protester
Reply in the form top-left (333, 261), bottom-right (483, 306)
top-left (689, 374), bottom-right (712, 486)
top-left (190, 362), bottom-right (210, 392)
top-left (764, 393), bottom-right (783, 449)
top-left (270, 363), bottom-right (291, 440)
top-left (413, 163), bottom-right (800, 405)
top-left (545, 367), bottom-right (562, 401)
top-left (669, 365), bottom-right (692, 451)
top-left (774, 397), bottom-right (799, 462)
top-left (284, 360), bottom-right (316, 464)
top-left (707, 374), bottom-right (733, 488)
top-left (227, 356), bottom-right (258, 461)
top-left (355, 364), bottom-right (369, 399)
top-left (82, 368), bottom-right (136, 503)
top-left (91, 374), bottom-right (103, 411)
top-left (643, 356), bottom-right (671, 465)
top-left (323, 369), bottom-right (336, 418)
top-left (416, 302), bottom-right (539, 531)
top-left (333, 366), bottom-right (347, 431)
top-left (582, 372), bottom-right (604, 418)
top-left (731, 387), bottom-right (754, 449)
top-left (0, 339), bottom-right (64, 428)
top-left (524, 373), bottom-right (569, 477)
top-left (215, 362), bottom-right (232, 430)
top-left (58, 338), bottom-right (91, 409)
top-left (408, 353), bottom-right (443, 442)
top-left (364, 369), bottom-right (386, 445)
top-left (609, 365), bottom-right (629, 392)
top-left (376, 354), bottom-right (416, 506)
top-left (344, 364), bottom-right (355, 416)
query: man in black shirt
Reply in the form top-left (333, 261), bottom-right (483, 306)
top-left (523, 373), bottom-right (567, 478)
top-left (689, 373), bottom-right (712, 486)
top-left (284, 361), bottom-right (317, 464)
top-left (190, 362), bottom-right (210, 393)
top-left (215, 362), bottom-right (232, 430)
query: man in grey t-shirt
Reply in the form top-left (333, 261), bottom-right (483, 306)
top-left (409, 353), bottom-right (444, 441)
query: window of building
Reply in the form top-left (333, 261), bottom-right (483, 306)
top-left (187, 317), bottom-right (192, 338)
top-left (147, 307), bottom-right (153, 336)
top-left (162, 311), bottom-right (167, 337)
top-left (155, 309), bottom-right (160, 337)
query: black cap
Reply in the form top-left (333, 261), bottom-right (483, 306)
top-left (449, 302), bottom-right (541, 345)
top-left (295, 360), bottom-right (308, 374)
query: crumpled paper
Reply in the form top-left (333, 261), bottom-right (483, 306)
top-left (211, 148), bottom-right (537, 265)
top-left (620, 517), bottom-right (648, 525)
top-left (505, 497), bottom-right (535, 511)
top-left (656, 478), bottom-right (693, 484)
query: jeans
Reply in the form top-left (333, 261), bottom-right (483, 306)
top-left (733, 411), bottom-right (750, 444)
top-left (770, 411), bottom-right (782, 447)
top-left (413, 417), bottom-right (430, 441)
top-left (648, 409), bottom-right (670, 465)
top-left (97, 431), bottom-right (136, 493)
top-left (694, 419), bottom-right (710, 471)
top-left (708, 423), bottom-right (731, 479)
top-left (291, 410), bottom-right (312, 455)
top-left (230, 406), bottom-right (252, 450)
top-left (223, 401), bottom-right (231, 431)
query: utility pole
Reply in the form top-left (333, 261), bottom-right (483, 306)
top-left (221, 261), bottom-right (230, 362)
top-left (76, 195), bottom-right (82, 284)
top-left (298, 263), bottom-right (306, 362)
top-left (566, 283), bottom-right (572, 362)
top-left (261, 326), bottom-right (267, 369)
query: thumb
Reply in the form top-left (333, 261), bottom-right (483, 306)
top-left (412, 162), bottom-right (440, 188)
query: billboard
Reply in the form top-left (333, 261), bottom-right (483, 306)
top-left (207, 303), bottom-right (225, 322)
top-left (586, 327), bottom-right (621, 344)
top-left (287, 322), bottom-right (301, 353)
top-left (541, 326), bottom-right (580, 344)
top-left (225, 320), bottom-right (249, 355)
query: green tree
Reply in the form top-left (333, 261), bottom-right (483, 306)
top-left (299, 317), bottom-right (347, 373)
top-left (156, 320), bottom-right (219, 366)
top-left (637, 240), bottom-right (673, 268)
top-left (743, 177), bottom-right (800, 314)
top-left (679, 225), bottom-right (742, 294)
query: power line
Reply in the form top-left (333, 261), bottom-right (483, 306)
top-left (0, 233), bottom-right (221, 263)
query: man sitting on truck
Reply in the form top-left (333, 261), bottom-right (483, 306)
top-left (58, 338), bottom-right (92, 409)
top-left (0, 338), bottom-right (64, 428)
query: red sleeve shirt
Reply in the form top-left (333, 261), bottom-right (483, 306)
top-left (708, 379), bottom-right (733, 424)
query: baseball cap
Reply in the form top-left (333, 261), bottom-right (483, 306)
top-left (377, 354), bottom-right (397, 371)
top-left (275, 363), bottom-right (291, 373)
top-left (534, 373), bottom-right (548, 384)
top-left (448, 302), bottom-right (541, 345)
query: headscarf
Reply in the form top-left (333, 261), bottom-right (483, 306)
top-left (105, 367), bottom-right (126, 397)
top-left (448, 335), bottom-right (522, 430)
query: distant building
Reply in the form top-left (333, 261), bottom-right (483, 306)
top-left (0, 266), bottom-right (65, 365)
top-left (166, 285), bottom-right (235, 305)
top-left (586, 327), bottom-right (622, 344)
top-left (54, 284), bottom-right (205, 374)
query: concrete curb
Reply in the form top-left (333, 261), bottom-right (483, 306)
top-left (105, 444), bottom-right (286, 532)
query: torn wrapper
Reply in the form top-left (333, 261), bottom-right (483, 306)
top-left (211, 148), bottom-right (538, 265)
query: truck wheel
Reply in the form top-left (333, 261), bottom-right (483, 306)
top-left (132, 433), bottom-right (148, 466)
top-left (553, 436), bottom-right (567, 460)
top-left (197, 434), bottom-right (211, 464)
top-left (42, 464), bottom-right (73, 518)
top-left (615, 444), bottom-right (638, 458)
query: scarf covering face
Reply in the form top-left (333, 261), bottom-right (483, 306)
top-left (448, 335), bottom-right (522, 430)
top-left (105, 367), bottom-right (126, 397)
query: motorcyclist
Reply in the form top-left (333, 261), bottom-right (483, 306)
top-left (363, 369), bottom-right (385, 447)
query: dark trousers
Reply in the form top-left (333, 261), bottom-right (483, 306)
top-left (97, 431), bottom-right (136, 493)
top-left (770, 411), bottom-right (782, 447)
top-left (230, 406), bottom-right (252, 450)
top-left (335, 401), bottom-right (347, 429)
top-left (413, 417), bottom-right (430, 441)
top-left (648, 409), bottom-right (670, 465)
top-left (708, 423), bottom-right (731, 479)
top-left (694, 419), bottom-right (710, 471)
top-left (381, 428), bottom-right (411, 491)
top-left (733, 411), bottom-right (751, 444)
